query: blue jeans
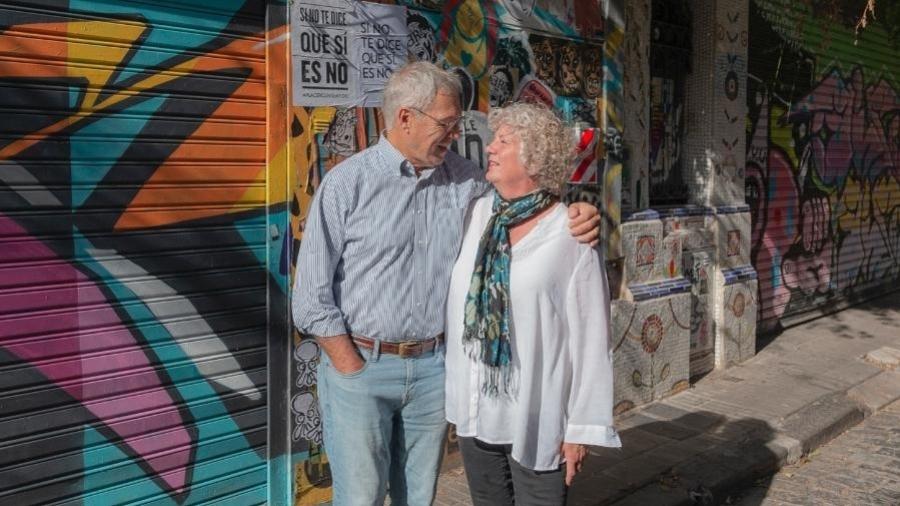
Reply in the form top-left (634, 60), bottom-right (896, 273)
top-left (317, 342), bottom-right (447, 505)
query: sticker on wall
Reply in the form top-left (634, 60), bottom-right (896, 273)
top-left (515, 76), bottom-right (556, 108)
top-left (406, 11), bottom-right (437, 62)
top-left (570, 127), bottom-right (600, 184)
top-left (292, 0), bottom-right (409, 106)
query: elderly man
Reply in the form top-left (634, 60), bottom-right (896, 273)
top-left (292, 61), bottom-right (600, 505)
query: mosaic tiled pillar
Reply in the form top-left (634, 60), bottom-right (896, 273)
top-left (715, 276), bottom-right (759, 366)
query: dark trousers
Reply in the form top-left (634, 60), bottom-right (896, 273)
top-left (458, 437), bottom-right (567, 506)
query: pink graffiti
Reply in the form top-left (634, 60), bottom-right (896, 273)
top-left (0, 216), bottom-right (193, 494)
top-left (790, 68), bottom-right (899, 184)
top-left (748, 126), bottom-right (833, 324)
top-left (750, 67), bottom-right (900, 328)
top-left (782, 243), bottom-right (832, 294)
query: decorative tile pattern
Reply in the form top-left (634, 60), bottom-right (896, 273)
top-left (716, 211), bottom-right (750, 268)
top-left (663, 212), bottom-right (714, 238)
top-left (611, 294), bottom-right (691, 414)
top-left (622, 219), bottom-right (663, 285)
top-left (726, 229), bottom-right (741, 256)
top-left (661, 233), bottom-right (683, 279)
top-left (660, 206), bottom-right (716, 218)
top-left (714, 278), bottom-right (758, 368)
top-left (715, 204), bottom-right (750, 214)
top-left (628, 277), bottom-right (692, 301)
top-left (623, 209), bottom-right (661, 222)
top-left (721, 265), bottom-right (758, 285)
top-left (636, 235), bottom-right (656, 266)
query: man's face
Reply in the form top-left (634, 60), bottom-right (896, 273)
top-left (405, 92), bottom-right (462, 168)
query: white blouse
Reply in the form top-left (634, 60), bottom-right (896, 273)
top-left (445, 194), bottom-right (621, 471)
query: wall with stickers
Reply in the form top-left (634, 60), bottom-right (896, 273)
top-left (746, 0), bottom-right (900, 331)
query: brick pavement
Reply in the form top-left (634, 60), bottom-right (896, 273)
top-left (733, 399), bottom-right (900, 506)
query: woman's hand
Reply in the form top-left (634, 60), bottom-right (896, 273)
top-left (561, 442), bottom-right (588, 486)
top-left (567, 203), bottom-right (601, 246)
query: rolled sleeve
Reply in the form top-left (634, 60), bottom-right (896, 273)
top-left (291, 173), bottom-right (349, 338)
top-left (564, 248), bottom-right (621, 448)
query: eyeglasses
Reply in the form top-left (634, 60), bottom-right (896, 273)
top-left (411, 108), bottom-right (463, 133)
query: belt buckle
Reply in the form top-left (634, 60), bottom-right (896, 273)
top-left (398, 341), bottom-right (422, 358)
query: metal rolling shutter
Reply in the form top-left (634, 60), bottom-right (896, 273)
top-left (0, 1), bottom-right (272, 504)
top-left (747, 0), bottom-right (900, 331)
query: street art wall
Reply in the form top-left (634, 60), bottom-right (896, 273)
top-left (0, 1), bottom-right (292, 504)
top-left (287, 0), bottom-right (625, 503)
top-left (747, 0), bottom-right (900, 330)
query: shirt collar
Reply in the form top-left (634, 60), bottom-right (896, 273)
top-left (375, 134), bottom-right (440, 177)
top-left (374, 134), bottom-right (413, 176)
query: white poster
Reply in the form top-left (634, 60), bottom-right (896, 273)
top-left (292, 0), bottom-right (408, 107)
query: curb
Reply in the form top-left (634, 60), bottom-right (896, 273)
top-left (599, 369), bottom-right (900, 505)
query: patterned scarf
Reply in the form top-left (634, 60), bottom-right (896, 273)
top-left (462, 190), bottom-right (556, 395)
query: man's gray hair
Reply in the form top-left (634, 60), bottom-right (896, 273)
top-left (383, 62), bottom-right (462, 129)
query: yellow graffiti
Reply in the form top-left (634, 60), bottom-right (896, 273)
top-left (837, 174), bottom-right (866, 234)
top-left (67, 20), bottom-right (148, 110)
top-left (294, 446), bottom-right (332, 505)
top-left (441, 0), bottom-right (493, 78)
top-left (872, 174), bottom-right (900, 218)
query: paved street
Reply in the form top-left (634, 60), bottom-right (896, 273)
top-left (733, 399), bottom-right (900, 506)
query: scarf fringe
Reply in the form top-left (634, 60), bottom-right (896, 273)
top-left (462, 333), bottom-right (518, 398)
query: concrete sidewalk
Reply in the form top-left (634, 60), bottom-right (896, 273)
top-left (434, 295), bottom-right (900, 505)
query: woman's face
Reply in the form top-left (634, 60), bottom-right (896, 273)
top-left (485, 124), bottom-right (537, 196)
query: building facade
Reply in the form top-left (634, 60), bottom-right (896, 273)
top-left (0, 1), bottom-right (896, 504)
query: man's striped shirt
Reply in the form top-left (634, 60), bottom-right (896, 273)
top-left (292, 136), bottom-right (489, 342)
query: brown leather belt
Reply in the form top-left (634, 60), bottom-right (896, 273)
top-left (352, 334), bottom-right (444, 358)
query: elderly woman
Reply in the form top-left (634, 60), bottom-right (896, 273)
top-left (445, 103), bottom-right (620, 505)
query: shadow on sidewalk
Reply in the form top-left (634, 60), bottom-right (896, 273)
top-left (569, 411), bottom-right (783, 505)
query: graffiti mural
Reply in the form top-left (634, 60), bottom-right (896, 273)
top-left (748, 0), bottom-right (900, 330)
top-left (0, 1), bottom-right (293, 504)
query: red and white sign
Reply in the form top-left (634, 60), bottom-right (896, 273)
top-left (570, 127), bottom-right (599, 184)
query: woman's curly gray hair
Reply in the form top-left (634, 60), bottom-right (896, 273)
top-left (488, 102), bottom-right (573, 195)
